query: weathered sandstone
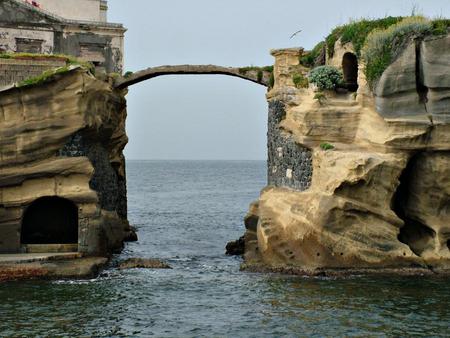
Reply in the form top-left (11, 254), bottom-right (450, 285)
top-left (0, 68), bottom-right (134, 256)
top-left (241, 34), bottom-right (450, 274)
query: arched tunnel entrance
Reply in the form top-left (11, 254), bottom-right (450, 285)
top-left (342, 52), bottom-right (358, 92)
top-left (21, 196), bottom-right (78, 245)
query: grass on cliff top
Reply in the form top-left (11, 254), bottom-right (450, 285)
top-left (17, 66), bottom-right (73, 88)
top-left (324, 15), bottom-right (449, 59)
top-left (308, 15), bottom-right (449, 88)
top-left (362, 16), bottom-right (449, 88)
top-left (238, 65), bottom-right (274, 74)
top-left (431, 18), bottom-right (450, 35)
top-left (0, 52), bottom-right (94, 73)
top-left (325, 16), bottom-right (404, 57)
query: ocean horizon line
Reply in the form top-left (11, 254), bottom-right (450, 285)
top-left (125, 158), bottom-right (267, 162)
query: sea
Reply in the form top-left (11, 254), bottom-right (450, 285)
top-left (0, 160), bottom-right (449, 337)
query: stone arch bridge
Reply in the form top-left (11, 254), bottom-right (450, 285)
top-left (113, 64), bottom-right (271, 89)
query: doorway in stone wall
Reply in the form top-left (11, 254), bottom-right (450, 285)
top-left (342, 52), bottom-right (358, 92)
top-left (21, 196), bottom-right (79, 253)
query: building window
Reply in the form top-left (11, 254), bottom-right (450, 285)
top-left (80, 44), bottom-right (106, 66)
top-left (15, 38), bottom-right (43, 53)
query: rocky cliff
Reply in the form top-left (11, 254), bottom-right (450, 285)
top-left (0, 68), bottom-right (133, 255)
top-left (242, 33), bottom-right (450, 274)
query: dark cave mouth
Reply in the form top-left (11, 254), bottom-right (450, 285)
top-left (21, 196), bottom-right (79, 245)
top-left (392, 153), bottom-right (436, 256)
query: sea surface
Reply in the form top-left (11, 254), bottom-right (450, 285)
top-left (1, 160), bottom-right (449, 337)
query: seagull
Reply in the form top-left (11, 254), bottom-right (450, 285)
top-left (290, 29), bottom-right (302, 39)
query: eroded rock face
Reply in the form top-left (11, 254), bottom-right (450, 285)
top-left (0, 69), bottom-right (133, 255)
top-left (375, 35), bottom-right (450, 126)
top-left (243, 35), bottom-right (450, 274)
top-left (118, 258), bottom-right (172, 270)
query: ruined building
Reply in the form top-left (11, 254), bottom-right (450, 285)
top-left (0, 0), bottom-right (124, 74)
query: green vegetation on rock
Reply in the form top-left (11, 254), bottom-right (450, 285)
top-left (310, 15), bottom-right (448, 88)
top-left (292, 73), bottom-right (309, 88)
top-left (0, 52), bottom-right (94, 72)
top-left (325, 16), bottom-right (403, 57)
top-left (238, 65), bottom-right (273, 74)
top-left (431, 18), bottom-right (450, 35)
top-left (257, 70), bottom-right (263, 82)
top-left (362, 16), bottom-right (436, 87)
top-left (313, 92), bottom-right (327, 105)
top-left (300, 41), bottom-right (325, 67)
top-left (320, 142), bottom-right (335, 150)
top-left (308, 66), bottom-right (343, 90)
top-left (17, 66), bottom-right (72, 88)
top-left (124, 71), bottom-right (134, 78)
top-left (238, 65), bottom-right (274, 84)
top-left (269, 72), bottom-right (275, 88)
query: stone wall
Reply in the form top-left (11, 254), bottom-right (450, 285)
top-left (0, 58), bottom-right (65, 87)
top-left (267, 100), bottom-right (312, 191)
top-left (59, 132), bottom-right (127, 219)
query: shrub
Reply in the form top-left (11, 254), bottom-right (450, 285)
top-left (269, 72), bottom-right (275, 88)
top-left (320, 142), bottom-right (335, 150)
top-left (257, 70), bottom-right (263, 82)
top-left (431, 18), bottom-right (450, 35)
top-left (238, 66), bottom-right (273, 83)
top-left (262, 65), bottom-right (274, 72)
top-left (308, 66), bottom-right (343, 90)
top-left (362, 16), bottom-right (432, 87)
top-left (292, 73), bottom-right (309, 88)
top-left (300, 41), bottom-right (325, 67)
top-left (313, 92), bottom-right (327, 104)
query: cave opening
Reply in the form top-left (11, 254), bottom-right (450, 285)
top-left (21, 196), bottom-right (79, 245)
top-left (342, 52), bottom-right (358, 92)
top-left (392, 153), bottom-right (435, 256)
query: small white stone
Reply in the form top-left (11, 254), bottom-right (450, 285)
top-left (286, 168), bottom-right (293, 179)
top-left (277, 147), bottom-right (283, 158)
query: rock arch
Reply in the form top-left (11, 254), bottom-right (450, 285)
top-left (114, 65), bottom-right (271, 89)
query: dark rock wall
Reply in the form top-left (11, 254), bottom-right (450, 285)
top-left (59, 131), bottom-right (127, 219)
top-left (267, 100), bottom-right (312, 191)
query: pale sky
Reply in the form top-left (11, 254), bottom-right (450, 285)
top-left (108, 0), bottom-right (449, 160)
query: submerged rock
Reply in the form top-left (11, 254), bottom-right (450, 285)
top-left (118, 258), bottom-right (172, 270)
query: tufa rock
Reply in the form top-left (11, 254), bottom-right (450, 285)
top-left (118, 258), bottom-right (172, 270)
top-left (242, 34), bottom-right (450, 275)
